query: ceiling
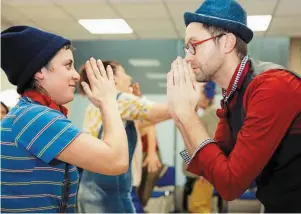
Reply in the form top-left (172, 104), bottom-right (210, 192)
top-left (1, 0), bottom-right (301, 40)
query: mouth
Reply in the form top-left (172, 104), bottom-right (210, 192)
top-left (192, 68), bottom-right (199, 72)
top-left (69, 85), bottom-right (76, 90)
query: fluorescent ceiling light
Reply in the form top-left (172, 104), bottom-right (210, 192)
top-left (78, 19), bottom-right (133, 34)
top-left (158, 82), bottom-right (167, 88)
top-left (128, 59), bottom-right (161, 67)
top-left (247, 15), bottom-right (272, 32)
top-left (146, 72), bottom-right (166, 79)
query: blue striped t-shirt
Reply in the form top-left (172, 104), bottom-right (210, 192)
top-left (1, 96), bottom-right (81, 213)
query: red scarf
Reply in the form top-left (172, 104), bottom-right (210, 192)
top-left (23, 90), bottom-right (68, 117)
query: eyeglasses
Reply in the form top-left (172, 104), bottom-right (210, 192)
top-left (184, 34), bottom-right (226, 55)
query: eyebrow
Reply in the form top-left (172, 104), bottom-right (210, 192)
top-left (185, 37), bottom-right (198, 44)
top-left (64, 59), bottom-right (73, 65)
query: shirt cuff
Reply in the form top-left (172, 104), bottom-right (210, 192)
top-left (180, 149), bottom-right (191, 165)
top-left (180, 138), bottom-right (216, 165)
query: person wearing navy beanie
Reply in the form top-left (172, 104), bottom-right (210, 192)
top-left (167, 0), bottom-right (301, 212)
top-left (1, 26), bottom-right (129, 212)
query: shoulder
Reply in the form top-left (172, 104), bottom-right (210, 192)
top-left (13, 100), bottom-right (64, 125)
top-left (118, 92), bottom-right (139, 101)
top-left (247, 69), bottom-right (301, 98)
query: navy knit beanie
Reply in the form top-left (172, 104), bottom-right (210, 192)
top-left (1, 26), bottom-right (71, 94)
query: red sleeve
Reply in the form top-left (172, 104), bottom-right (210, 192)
top-left (214, 117), bottom-right (233, 152)
top-left (187, 70), bottom-right (301, 200)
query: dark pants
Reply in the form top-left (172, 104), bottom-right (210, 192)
top-left (183, 177), bottom-right (197, 211)
top-left (138, 156), bottom-right (163, 206)
top-left (131, 186), bottom-right (144, 213)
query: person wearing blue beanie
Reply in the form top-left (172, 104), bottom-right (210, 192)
top-left (184, 81), bottom-right (219, 213)
top-left (166, 0), bottom-right (301, 212)
top-left (1, 26), bottom-right (129, 212)
top-left (204, 81), bottom-right (216, 101)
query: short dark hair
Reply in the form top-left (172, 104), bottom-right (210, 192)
top-left (23, 44), bottom-right (73, 94)
top-left (1, 102), bottom-right (9, 114)
top-left (78, 60), bottom-right (121, 95)
top-left (203, 24), bottom-right (247, 60)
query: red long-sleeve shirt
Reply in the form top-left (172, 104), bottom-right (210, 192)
top-left (186, 62), bottom-right (301, 201)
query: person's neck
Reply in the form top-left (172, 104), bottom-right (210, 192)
top-left (213, 54), bottom-right (241, 90)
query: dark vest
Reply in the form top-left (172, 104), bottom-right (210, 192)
top-left (226, 59), bottom-right (301, 212)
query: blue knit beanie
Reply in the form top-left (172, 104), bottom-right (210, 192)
top-left (204, 81), bottom-right (216, 100)
top-left (184, 0), bottom-right (253, 43)
top-left (1, 26), bottom-right (71, 94)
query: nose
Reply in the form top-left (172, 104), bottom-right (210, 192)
top-left (73, 69), bottom-right (80, 82)
top-left (185, 52), bottom-right (194, 63)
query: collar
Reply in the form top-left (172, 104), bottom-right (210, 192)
top-left (23, 90), bottom-right (68, 117)
top-left (225, 60), bottom-right (250, 95)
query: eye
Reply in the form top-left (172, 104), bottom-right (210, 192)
top-left (66, 63), bottom-right (72, 69)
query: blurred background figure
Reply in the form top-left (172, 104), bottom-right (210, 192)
top-left (77, 60), bottom-right (170, 213)
top-left (131, 82), bottom-right (163, 208)
top-left (183, 81), bottom-right (219, 213)
top-left (0, 89), bottom-right (20, 121)
top-left (0, 101), bottom-right (9, 120)
top-left (131, 82), bottom-right (162, 213)
top-left (2, 0), bottom-right (301, 212)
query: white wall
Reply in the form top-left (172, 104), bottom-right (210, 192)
top-left (1, 69), bottom-right (16, 91)
top-left (289, 38), bottom-right (301, 73)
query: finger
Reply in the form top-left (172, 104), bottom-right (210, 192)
top-left (143, 160), bottom-right (148, 167)
top-left (176, 57), bottom-right (185, 86)
top-left (158, 161), bottom-right (162, 168)
top-left (183, 59), bottom-right (191, 84)
top-left (106, 65), bottom-right (114, 82)
top-left (167, 71), bottom-right (174, 89)
top-left (81, 82), bottom-right (92, 97)
top-left (89, 58), bottom-right (101, 80)
top-left (195, 82), bottom-right (203, 95)
top-left (93, 59), bottom-right (102, 80)
top-left (172, 61), bottom-right (180, 86)
top-left (97, 59), bottom-right (108, 79)
top-left (188, 62), bottom-right (197, 87)
top-left (84, 60), bottom-right (96, 90)
top-left (150, 166), bottom-right (155, 173)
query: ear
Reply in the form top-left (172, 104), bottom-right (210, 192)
top-left (34, 67), bottom-right (47, 81)
top-left (223, 33), bottom-right (237, 54)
